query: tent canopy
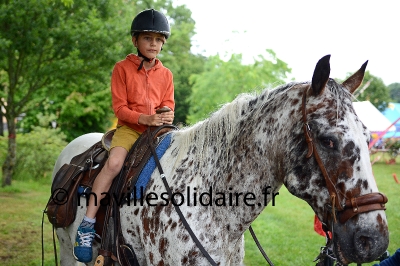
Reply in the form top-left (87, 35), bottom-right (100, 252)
top-left (382, 102), bottom-right (400, 138)
top-left (352, 101), bottom-right (396, 132)
top-left (382, 103), bottom-right (400, 126)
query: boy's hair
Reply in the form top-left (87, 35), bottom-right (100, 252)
top-left (131, 9), bottom-right (170, 39)
top-left (132, 32), bottom-right (166, 43)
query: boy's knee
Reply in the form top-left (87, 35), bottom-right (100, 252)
top-left (106, 156), bottom-right (124, 175)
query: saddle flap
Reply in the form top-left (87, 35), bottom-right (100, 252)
top-left (51, 163), bottom-right (84, 195)
top-left (47, 163), bottom-right (85, 227)
top-left (47, 141), bottom-right (108, 228)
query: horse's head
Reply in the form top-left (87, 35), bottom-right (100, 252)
top-left (284, 55), bottom-right (389, 265)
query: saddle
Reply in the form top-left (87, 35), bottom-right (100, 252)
top-left (45, 123), bottom-right (177, 266)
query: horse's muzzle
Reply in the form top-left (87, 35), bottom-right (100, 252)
top-left (350, 227), bottom-right (389, 263)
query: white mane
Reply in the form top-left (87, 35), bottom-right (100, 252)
top-left (174, 91), bottom-right (259, 155)
top-left (173, 81), bottom-right (301, 152)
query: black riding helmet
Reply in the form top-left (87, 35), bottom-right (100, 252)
top-left (131, 9), bottom-right (170, 39)
top-left (131, 9), bottom-right (170, 70)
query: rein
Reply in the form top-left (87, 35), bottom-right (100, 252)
top-left (147, 128), bottom-right (218, 266)
top-left (147, 128), bottom-right (275, 266)
top-left (301, 86), bottom-right (388, 263)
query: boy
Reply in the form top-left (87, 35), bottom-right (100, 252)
top-left (73, 9), bottom-right (175, 263)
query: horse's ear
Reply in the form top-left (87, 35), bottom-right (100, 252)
top-left (341, 61), bottom-right (368, 94)
top-left (311, 55), bottom-right (331, 96)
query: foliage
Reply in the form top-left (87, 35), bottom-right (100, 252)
top-left (388, 82), bottom-right (400, 103)
top-left (0, 128), bottom-right (67, 182)
top-left (353, 71), bottom-right (391, 111)
top-left (385, 139), bottom-right (400, 159)
top-left (187, 50), bottom-right (291, 124)
top-left (171, 53), bottom-right (207, 126)
top-left (58, 89), bottom-right (112, 138)
top-left (12, 127), bottom-right (67, 181)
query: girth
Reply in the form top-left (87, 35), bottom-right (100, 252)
top-left (301, 86), bottom-right (388, 225)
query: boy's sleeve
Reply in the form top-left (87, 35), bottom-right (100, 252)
top-left (111, 64), bottom-right (141, 124)
top-left (374, 249), bottom-right (400, 266)
top-left (160, 70), bottom-right (175, 111)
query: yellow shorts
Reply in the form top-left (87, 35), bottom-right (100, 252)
top-left (110, 125), bottom-right (141, 152)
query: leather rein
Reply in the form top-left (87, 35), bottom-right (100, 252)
top-left (301, 86), bottom-right (388, 242)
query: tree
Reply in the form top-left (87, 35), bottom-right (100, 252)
top-left (353, 71), bottom-right (391, 111)
top-left (187, 50), bottom-right (291, 124)
top-left (388, 82), bottom-right (400, 103)
top-left (0, 0), bottom-right (201, 186)
top-left (0, 0), bottom-right (135, 186)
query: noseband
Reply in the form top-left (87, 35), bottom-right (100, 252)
top-left (301, 86), bottom-right (388, 229)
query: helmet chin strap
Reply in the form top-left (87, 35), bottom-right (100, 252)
top-left (137, 49), bottom-right (155, 70)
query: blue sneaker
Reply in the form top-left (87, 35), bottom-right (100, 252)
top-left (73, 226), bottom-right (96, 263)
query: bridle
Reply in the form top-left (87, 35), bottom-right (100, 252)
top-left (301, 85), bottom-right (388, 263)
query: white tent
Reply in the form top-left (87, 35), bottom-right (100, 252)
top-left (352, 101), bottom-right (396, 132)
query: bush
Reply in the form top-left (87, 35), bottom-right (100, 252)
top-left (386, 139), bottom-right (400, 159)
top-left (12, 127), bottom-right (68, 181)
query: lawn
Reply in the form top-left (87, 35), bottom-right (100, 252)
top-left (0, 162), bottom-right (398, 265)
top-left (0, 180), bottom-right (56, 266)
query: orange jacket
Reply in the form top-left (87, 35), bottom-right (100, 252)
top-left (111, 54), bottom-right (174, 133)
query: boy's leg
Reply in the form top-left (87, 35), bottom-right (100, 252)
top-left (86, 146), bottom-right (128, 218)
top-left (73, 147), bottom-right (128, 263)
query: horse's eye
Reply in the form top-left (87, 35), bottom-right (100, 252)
top-left (322, 138), bottom-right (335, 149)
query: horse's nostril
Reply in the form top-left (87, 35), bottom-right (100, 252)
top-left (353, 230), bottom-right (384, 262)
top-left (357, 235), bottom-right (372, 251)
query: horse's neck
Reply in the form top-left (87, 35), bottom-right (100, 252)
top-left (174, 87), bottom-right (299, 225)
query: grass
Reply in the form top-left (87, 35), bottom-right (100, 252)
top-left (0, 162), bottom-right (398, 265)
top-left (0, 180), bottom-right (56, 266)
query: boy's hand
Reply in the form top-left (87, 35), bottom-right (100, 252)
top-left (139, 106), bottom-right (174, 126)
top-left (158, 109), bottom-right (174, 125)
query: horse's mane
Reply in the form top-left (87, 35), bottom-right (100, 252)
top-left (174, 92), bottom-right (256, 158)
top-left (174, 78), bottom-right (353, 155)
top-left (174, 81), bottom-right (301, 156)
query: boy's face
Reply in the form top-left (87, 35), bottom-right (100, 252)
top-left (132, 32), bottom-right (166, 59)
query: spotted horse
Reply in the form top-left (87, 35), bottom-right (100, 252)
top-left (54, 55), bottom-right (389, 266)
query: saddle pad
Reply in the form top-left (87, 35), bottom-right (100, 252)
top-left (77, 133), bottom-right (172, 201)
top-left (131, 133), bottom-right (172, 199)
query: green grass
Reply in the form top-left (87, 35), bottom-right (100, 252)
top-left (0, 180), bottom-right (56, 266)
top-left (244, 161), bottom-right (400, 266)
top-left (0, 162), bottom-right (398, 265)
